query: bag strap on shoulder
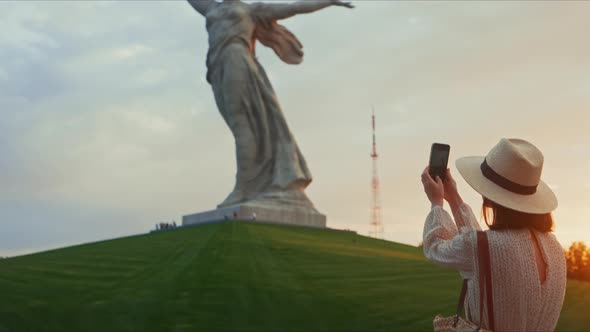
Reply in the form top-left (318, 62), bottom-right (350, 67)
top-left (477, 231), bottom-right (495, 331)
top-left (452, 231), bottom-right (496, 330)
top-left (453, 279), bottom-right (469, 327)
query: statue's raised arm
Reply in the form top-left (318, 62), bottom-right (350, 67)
top-left (187, 0), bottom-right (213, 16)
top-left (252, 0), bottom-right (353, 64)
top-left (252, 0), bottom-right (354, 21)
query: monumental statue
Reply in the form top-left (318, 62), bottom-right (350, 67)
top-left (183, 0), bottom-right (353, 228)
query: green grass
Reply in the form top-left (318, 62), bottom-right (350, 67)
top-left (0, 221), bottom-right (588, 331)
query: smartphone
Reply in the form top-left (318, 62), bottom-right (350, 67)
top-left (429, 143), bottom-right (450, 182)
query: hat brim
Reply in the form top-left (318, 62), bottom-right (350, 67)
top-left (456, 156), bottom-right (558, 214)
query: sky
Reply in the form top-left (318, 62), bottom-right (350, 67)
top-left (1, 0), bottom-right (590, 257)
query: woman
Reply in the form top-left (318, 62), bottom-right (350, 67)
top-left (187, 0), bottom-right (353, 208)
top-left (421, 138), bottom-right (567, 331)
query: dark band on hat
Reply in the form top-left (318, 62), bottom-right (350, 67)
top-left (480, 159), bottom-right (537, 195)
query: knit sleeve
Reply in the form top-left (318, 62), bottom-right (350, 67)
top-left (423, 205), bottom-right (475, 276)
top-left (452, 202), bottom-right (482, 232)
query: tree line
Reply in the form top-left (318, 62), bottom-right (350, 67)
top-left (565, 241), bottom-right (590, 282)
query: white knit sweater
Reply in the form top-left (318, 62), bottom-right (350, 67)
top-left (423, 203), bottom-right (567, 331)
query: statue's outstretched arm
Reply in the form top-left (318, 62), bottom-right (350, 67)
top-left (254, 0), bottom-right (353, 21)
top-left (187, 0), bottom-right (213, 16)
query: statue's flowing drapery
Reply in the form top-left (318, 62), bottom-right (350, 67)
top-left (205, 1), bottom-right (313, 208)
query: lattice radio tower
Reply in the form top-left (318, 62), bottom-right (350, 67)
top-left (369, 107), bottom-right (384, 239)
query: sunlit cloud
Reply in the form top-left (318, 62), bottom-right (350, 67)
top-left (111, 44), bottom-right (152, 61)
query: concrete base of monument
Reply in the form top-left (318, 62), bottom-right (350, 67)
top-left (182, 203), bottom-right (327, 228)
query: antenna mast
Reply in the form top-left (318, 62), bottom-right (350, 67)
top-left (369, 107), bottom-right (384, 239)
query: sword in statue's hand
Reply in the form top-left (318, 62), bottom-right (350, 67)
top-left (331, 0), bottom-right (355, 9)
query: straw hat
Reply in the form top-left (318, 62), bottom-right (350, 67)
top-left (456, 138), bottom-right (557, 214)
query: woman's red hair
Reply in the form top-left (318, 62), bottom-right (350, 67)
top-left (482, 197), bottom-right (554, 232)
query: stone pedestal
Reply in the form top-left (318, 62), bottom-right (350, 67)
top-left (182, 202), bottom-right (326, 228)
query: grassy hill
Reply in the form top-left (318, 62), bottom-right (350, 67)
top-left (0, 222), bottom-right (588, 331)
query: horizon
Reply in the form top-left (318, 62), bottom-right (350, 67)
top-left (2, 0), bottom-right (590, 257)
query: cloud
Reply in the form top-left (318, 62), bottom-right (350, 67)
top-left (111, 44), bottom-right (153, 61)
top-left (0, 3), bottom-right (60, 58)
top-left (0, 66), bottom-right (7, 81)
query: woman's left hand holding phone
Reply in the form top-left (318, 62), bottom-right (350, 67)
top-left (421, 166), bottom-right (444, 208)
top-left (442, 168), bottom-right (464, 210)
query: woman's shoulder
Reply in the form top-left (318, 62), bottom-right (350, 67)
top-left (537, 231), bottom-right (566, 255)
top-left (482, 229), bottom-right (528, 250)
top-left (487, 229), bottom-right (564, 255)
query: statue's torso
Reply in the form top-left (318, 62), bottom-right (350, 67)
top-left (206, 2), bottom-right (256, 67)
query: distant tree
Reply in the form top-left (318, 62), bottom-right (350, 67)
top-left (565, 242), bottom-right (590, 281)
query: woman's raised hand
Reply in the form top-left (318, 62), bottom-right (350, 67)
top-left (331, 0), bottom-right (355, 9)
top-left (443, 168), bottom-right (463, 209)
top-left (421, 166), bottom-right (444, 208)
